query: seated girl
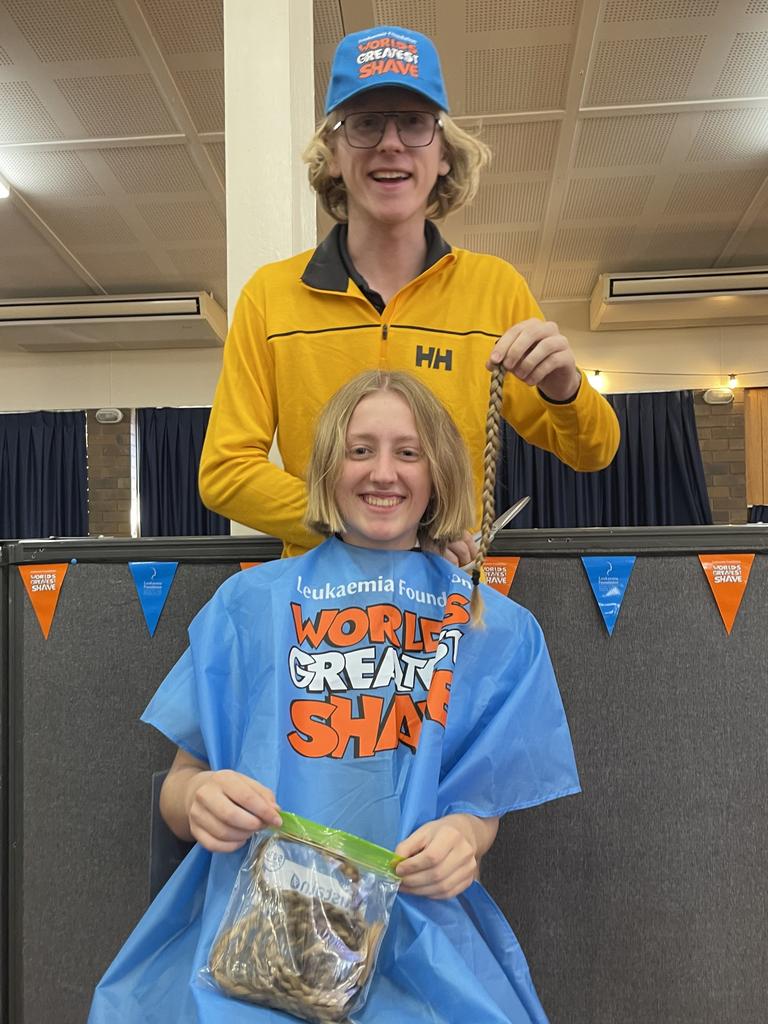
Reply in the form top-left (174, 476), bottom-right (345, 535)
top-left (88, 370), bottom-right (580, 1023)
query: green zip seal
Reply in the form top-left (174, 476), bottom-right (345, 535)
top-left (275, 811), bottom-right (402, 879)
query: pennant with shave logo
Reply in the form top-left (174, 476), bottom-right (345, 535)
top-left (483, 557), bottom-right (520, 596)
top-left (129, 562), bottom-right (178, 637)
top-left (239, 561), bottom-right (261, 571)
top-left (698, 553), bottom-right (754, 635)
top-left (18, 563), bottom-right (69, 639)
top-left (582, 556), bottom-right (636, 635)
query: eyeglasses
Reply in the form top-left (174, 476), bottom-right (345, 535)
top-left (331, 111), bottom-right (443, 149)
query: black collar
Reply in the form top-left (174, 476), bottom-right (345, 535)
top-left (301, 222), bottom-right (452, 307)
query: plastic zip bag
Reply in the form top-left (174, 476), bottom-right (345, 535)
top-left (200, 812), bottom-right (401, 1022)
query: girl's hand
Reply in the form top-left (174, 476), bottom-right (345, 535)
top-left (185, 769), bottom-right (282, 853)
top-left (394, 816), bottom-right (478, 899)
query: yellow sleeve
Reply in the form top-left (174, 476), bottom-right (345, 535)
top-left (501, 370), bottom-right (620, 471)
top-left (198, 283), bottom-right (319, 552)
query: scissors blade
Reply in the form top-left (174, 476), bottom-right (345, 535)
top-left (472, 495), bottom-right (530, 545)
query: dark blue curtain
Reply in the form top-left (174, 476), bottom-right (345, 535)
top-left (138, 408), bottom-right (228, 536)
top-left (0, 411), bottom-right (88, 538)
top-left (748, 506), bottom-right (767, 523)
top-left (495, 391), bottom-right (713, 527)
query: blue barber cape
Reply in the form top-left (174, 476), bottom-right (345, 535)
top-left (89, 538), bottom-right (580, 1023)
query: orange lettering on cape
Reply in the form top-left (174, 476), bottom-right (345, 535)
top-left (376, 694), bottom-right (423, 752)
top-left (443, 593), bottom-right (471, 627)
top-left (367, 603), bottom-right (402, 646)
top-left (291, 603), bottom-right (339, 647)
top-left (287, 700), bottom-right (338, 758)
top-left (328, 695), bottom-right (383, 759)
top-left (425, 669), bottom-right (452, 727)
top-left (327, 607), bottom-right (369, 647)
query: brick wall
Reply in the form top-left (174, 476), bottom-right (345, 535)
top-left (693, 389), bottom-right (746, 525)
top-left (86, 409), bottom-right (132, 537)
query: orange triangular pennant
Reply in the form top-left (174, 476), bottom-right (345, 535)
top-left (18, 563), bottom-right (69, 639)
top-left (698, 553), bottom-right (755, 635)
top-left (239, 561), bottom-right (262, 571)
top-left (483, 556), bottom-right (520, 596)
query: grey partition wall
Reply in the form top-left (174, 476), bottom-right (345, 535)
top-left (6, 528), bottom-right (768, 1023)
top-left (6, 537), bottom-right (281, 1024)
top-left (0, 543), bottom-right (10, 1023)
top-left (483, 525), bottom-right (768, 1024)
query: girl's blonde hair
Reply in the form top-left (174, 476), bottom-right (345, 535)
top-left (305, 371), bottom-right (474, 549)
top-left (469, 365), bottom-right (506, 627)
top-left (302, 111), bottom-right (491, 222)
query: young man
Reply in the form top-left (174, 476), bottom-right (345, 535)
top-left (199, 25), bottom-right (620, 558)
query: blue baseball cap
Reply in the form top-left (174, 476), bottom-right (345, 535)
top-left (324, 25), bottom-right (450, 115)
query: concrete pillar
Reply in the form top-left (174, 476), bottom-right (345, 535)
top-left (223, 0), bottom-right (317, 534)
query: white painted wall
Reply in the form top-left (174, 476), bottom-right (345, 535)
top-left (542, 301), bottom-right (768, 394)
top-left (0, 347), bottom-right (222, 412)
top-left (2, 305), bottom-right (766, 412)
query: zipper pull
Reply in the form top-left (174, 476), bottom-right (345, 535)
top-left (382, 323), bottom-right (389, 341)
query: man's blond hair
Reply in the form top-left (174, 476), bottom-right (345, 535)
top-left (302, 112), bottom-right (491, 222)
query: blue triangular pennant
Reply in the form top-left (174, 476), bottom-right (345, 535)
top-left (582, 555), bottom-right (636, 636)
top-left (129, 562), bottom-right (178, 637)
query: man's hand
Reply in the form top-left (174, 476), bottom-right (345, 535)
top-left (487, 319), bottom-right (581, 402)
top-left (394, 817), bottom-right (478, 899)
top-left (185, 769), bottom-right (282, 853)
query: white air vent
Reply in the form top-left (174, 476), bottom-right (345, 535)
top-left (0, 291), bottom-right (226, 352)
top-left (590, 266), bottom-right (768, 330)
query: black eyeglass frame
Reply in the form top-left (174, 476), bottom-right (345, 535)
top-left (330, 111), bottom-right (444, 149)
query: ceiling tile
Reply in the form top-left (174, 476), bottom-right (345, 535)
top-left (551, 225), bottom-right (637, 262)
top-left (137, 200), bottom-right (224, 242)
top-left (313, 0), bottom-right (344, 47)
top-left (466, 0), bottom-right (578, 32)
top-left (687, 108), bottom-right (768, 161)
top-left (0, 81), bottom-right (62, 143)
top-left (90, 250), bottom-right (165, 290)
top-left (36, 203), bottom-right (137, 246)
top-left (167, 246), bottom-right (226, 276)
top-left (481, 121), bottom-right (560, 174)
top-left (98, 145), bottom-right (204, 193)
top-left (586, 35), bottom-right (706, 105)
top-left (602, 0), bottom-right (719, 22)
top-left (575, 114), bottom-right (677, 168)
top-left (664, 168), bottom-right (765, 214)
top-left (314, 60), bottom-right (331, 121)
top-left (4, 0), bottom-right (137, 62)
top-left (638, 222), bottom-right (737, 267)
top-left (54, 74), bottom-right (176, 135)
top-left (466, 180), bottom-right (549, 225)
top-left (204, 142), bottom-right (225, 180)
top-left (714, 32), bottom-right (768, 97)
top-left (0, 150), bottom-right (104, 196)
top-left (174, 68), bottom-right (224, 133)
top-left (463, 230), bottom-right (539, 265)
top-left (373, 1), bottom-right (437, 36)
top-left (465, 44), bottom-right (570, 114)
top-left (542, 265), bottom-right (600, 300)
top-left (562, 175), bottom-right (654, 219)
top-left (140, 0), bottom-right (223, 55)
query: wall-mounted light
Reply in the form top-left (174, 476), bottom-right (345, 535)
top-left (587, 369), bottom-right (606, 392)
top-left (728, 373), bottom-right (738, 388)
top-left (0, 173), bottom-right (10, 200)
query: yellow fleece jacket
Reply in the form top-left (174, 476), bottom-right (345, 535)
top-left (200, 239), bottom-right (620, 556)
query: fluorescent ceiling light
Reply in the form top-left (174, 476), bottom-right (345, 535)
top-left (0, 173), bottom-right (10, 199)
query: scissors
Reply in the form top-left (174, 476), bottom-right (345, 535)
top-left (461, 495), bottom-right (530, 570)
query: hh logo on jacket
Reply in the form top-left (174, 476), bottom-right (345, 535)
top-left (415, 344), bottom-right (452, 371)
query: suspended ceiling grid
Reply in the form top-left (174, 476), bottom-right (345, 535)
top-left (0, 0), bottom-right (767, 321)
